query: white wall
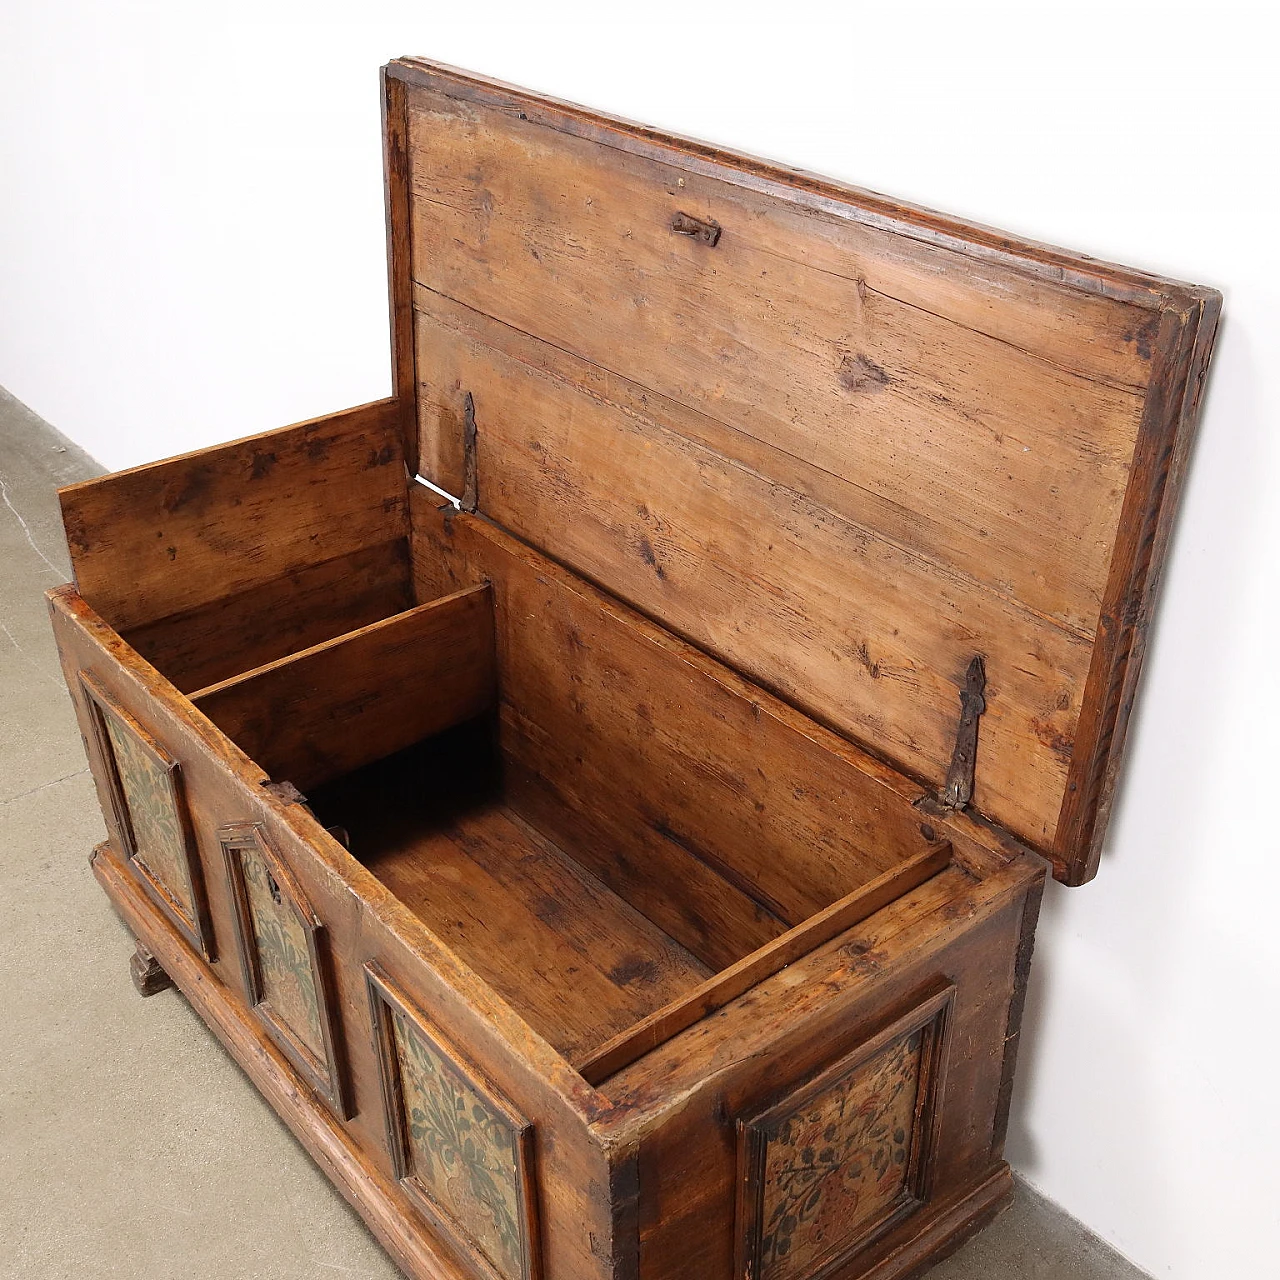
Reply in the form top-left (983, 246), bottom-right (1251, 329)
top-left (4, 3), bottom-right (1277, 1275)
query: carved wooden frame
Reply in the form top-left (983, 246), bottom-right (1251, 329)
top-left (219, 822), bottom-right (349, 1119)
top-left (365, 961), bottom-right (542, 1280)
top-left (78, 670), bottom-right (214, 960)
top-left (735, 983), bottom-right (956, 1280)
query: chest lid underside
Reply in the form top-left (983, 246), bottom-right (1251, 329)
top-left (385, 58), bottom-right (1220, 886)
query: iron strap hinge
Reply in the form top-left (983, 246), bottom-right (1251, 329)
top-left (939, 655), bottom-right (987, 810)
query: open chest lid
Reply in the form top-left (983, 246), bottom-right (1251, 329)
top-left (383, 57), bottom-right (1220, 886)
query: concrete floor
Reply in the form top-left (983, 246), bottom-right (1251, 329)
top-left (0, 384), bottom-right (1149, 1279)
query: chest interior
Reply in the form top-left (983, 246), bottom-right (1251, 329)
top-left (71, 459), bottom-right (951, 1083)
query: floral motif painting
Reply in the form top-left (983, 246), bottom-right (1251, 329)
top-left (220, 824), bottom-right (345, 1117)
top-left (738, 993), bottom-right (954, 1280)
top-left (100, 703), bottom-right (196, 922)
top-left (239, 841), bottom-right (325, 1061)
top-left (754, 1031), bottom-right (923, 1279)
top-left (392, 1009), bottom-right (527, 1280)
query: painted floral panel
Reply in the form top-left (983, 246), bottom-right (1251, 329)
top-left (240, 844), bottom-right (325, 1061)
top-left (394, 1011), bottom-right (525, 1280)
top-left (102, 710), bottom-right (194, 921)
top-left (756, 1030), bottom-right (924, 1280)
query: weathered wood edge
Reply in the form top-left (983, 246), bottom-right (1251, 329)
top-left (55, 396), bottom-right (401, 503)
top-left (606, 1140), bottom-right (642, 1280)
top-left (382, 66), bottom-right (418, 462)
top-left (575, 842), bottom-right (954, 1086)
top-left (385, 57), bottom-right (1215, 313)
top-left (989, 870), bottom-right (1047, 1159)
top-left (1053, 290), bottom-right (1223, 884)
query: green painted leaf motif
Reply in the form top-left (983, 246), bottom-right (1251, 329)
top-left (103, 711), bottom-right (193, 917)
top-left (757, 1032), bottom-right (924, 1280)
top-left (240, 847), bottom-right (324, 1059)
top-left (394, 1013), bottom-right (524, 1280)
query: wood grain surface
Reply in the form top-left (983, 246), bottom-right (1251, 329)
top-left (192, 585), bottom-right (495, 790)
top-left (413, 499), bottom-right (940, 971)
top-left (59, 398), bottom-right (408, 634)
top-left (44, 56), bottom-right (1220, 1280)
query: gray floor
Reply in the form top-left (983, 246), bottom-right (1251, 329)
top-left (0, 385), bottom-right (1148, 1278)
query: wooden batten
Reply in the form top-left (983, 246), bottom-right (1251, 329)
top-left (388, 57), bottom-right (1222, 884)
top-left (575, 839), bottom-right (954, 1085)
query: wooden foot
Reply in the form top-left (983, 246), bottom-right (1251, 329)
top-left (130, 940), bottom-right (174, 997)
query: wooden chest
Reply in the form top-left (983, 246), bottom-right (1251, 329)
top-left (48, 59), bottom-right (1220, 1280)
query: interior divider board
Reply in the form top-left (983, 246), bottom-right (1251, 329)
top-left (58, 397), bottom-right (408, 635)
top-left (411, 498), bottom-right (938, 969)
top-left (122, 538), bottom-right (415, 694)
top-left (575, 839), bottom-right (955, 1085)
top-left (191, 584), bottom-right (495, 791)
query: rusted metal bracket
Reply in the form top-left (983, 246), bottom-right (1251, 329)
top-left (461, 390), bottom-right (479, 513)
top-left (671, 211), bottom-right (721, 246)
top-left (940, 656), bottom-right (986, 810)
top-left (263, 779), bottom-right (309, 807)
top-left (264, 778), bottom-right (345, 846)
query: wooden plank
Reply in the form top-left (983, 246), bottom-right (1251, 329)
top-left (357, 802), bottom-right (712, 1063)
top-left (390, 59), bottom-right (1197, 329)
top-left (412, 500), bottom-right (938, 968)
top-left (192, 585), bottom-right (495, 790)
top-left (404, 87), bottom-right (1145, 638)
top-left (413, 286), bottom-right (1115, 636)
top-left (575, 840), bottom-right (954, 1085)
top-left (58, 398), bottom-right (408, 634)
top-left (122, 538), bottom-right (414, 694)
